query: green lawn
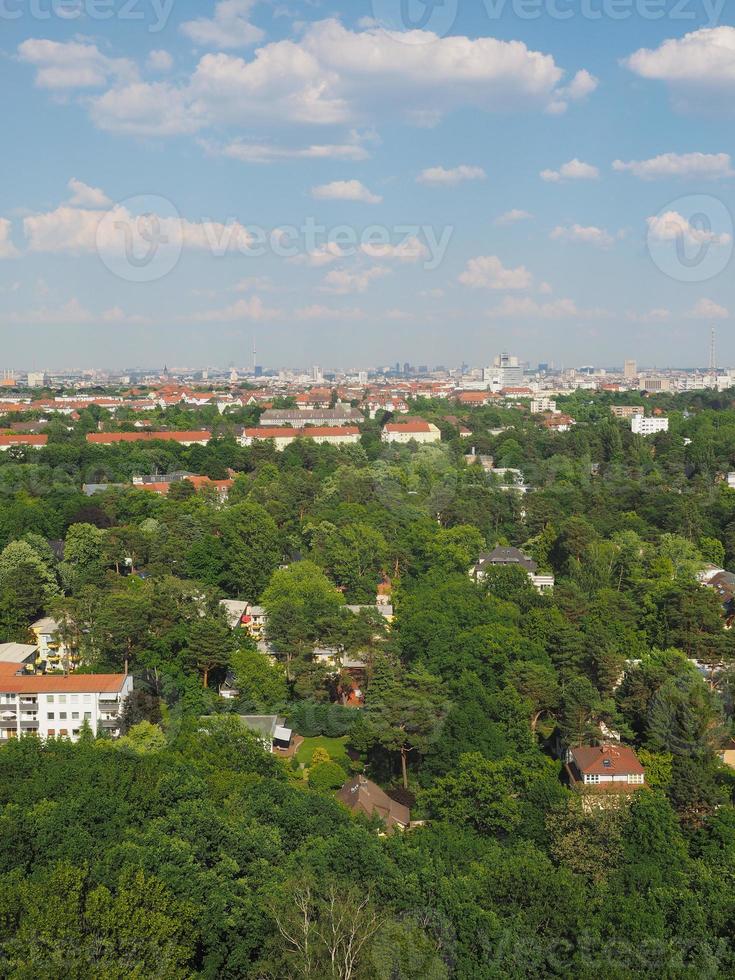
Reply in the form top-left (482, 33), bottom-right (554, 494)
top-left (295, 736), bottom-right (350, 768)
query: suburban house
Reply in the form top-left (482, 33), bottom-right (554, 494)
top-left (381, 420), bottom-right (441, 444)
top-left (336, 775), bottom-right (411, 833)
top-left (0, 434), bottom-right (48, 450)
top-left (697, 564), bottom-right (735, 625)
top-left (470, 546), bottom-right (554, 593)
top-left (0, 643), bottom-right (37, 670)
top-left (564, 744), bottom-right (646, 797)
top-left (132, 472), bottom-right (234, 500)
top-left (542, 413), bottom-right (576, 433)
top-left (238, 715), bottom-right (293, 753)
top-left (258, 408), bottom-right (364, 427)
top-left (0, 666), bottom-right (132, 741)
top-left (238, 426), bottom-right (361, 450)
top-left (87, 431), bottom-right (211, 446)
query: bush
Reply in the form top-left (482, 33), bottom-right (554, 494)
top-left (308, 761), bottom-right (346, 792)
top-left (287, 701), bottom-right (357, 738)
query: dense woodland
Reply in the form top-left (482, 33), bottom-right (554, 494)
top-left (1, 387), bottom-right (735, 976)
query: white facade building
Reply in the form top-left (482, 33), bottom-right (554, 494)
top-left (0, 672), bottom-right (132, 742)
top-left (381, 421), bottom-right (441, 444)
top-left (631, 415), bottom-right (669, 436)
top-left (531, 397), bottom-right (557, 414)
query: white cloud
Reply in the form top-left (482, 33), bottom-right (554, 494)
top-left (646, 210), bottom-right (732, 249)
top-left (624, 27), bottom-right (735, 110)
top-left (147, 50), bottom-right (174, 72)
top-left (291, 242), bottom-right (348, 267)
top-left (320, 266), bottom-right (391, 294)
top-left (233, 276), bottom-right (273, 292)
top-left (613, 152), bottom-right (734, 180)
top-left (181, 0), bottom-right (264, 50)
top-left (18, 39), bottom-right (137, 90)
top-left (416, 165), bottom-right (486, 186)
top-left (541, 158), bottom-right (599, 182)
top-left (626, 308), bottom-right (672, 322)
top-left (184, 296), bottom-right (280, 322)
top-left (23, 199), bottom-right (252, 255)
top-left (486, 296), bottom-right (609, 319)
top-left (66, 178), bottom-right (111, 208)
top-left (495, 209), bottom-right (532, 226)
top-left (360, 236), bottom-right (428, 262)
top-left (686, 297), bottom-right (729, 319)
top-left (550, 224), bottom-right (615, 247)
top-left (295, 304), bottom-right (367, 320)
top-left (42, 20), bottom-right (593, 136)
top-left (0, 219), bottom-right (19, 258)
top-left (458, 255), bottom-right (532, 290)
top-left (311, 180), bottom-right (382, 204)
top-left (4, 299), bottom-right (149, 325)
top-left (211, 140), bottom-right (370, 163)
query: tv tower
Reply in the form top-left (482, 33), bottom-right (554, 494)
top-left (252, 335), bottom-right (257, 375)
top-left (709, 326), bottom-right (717, 374)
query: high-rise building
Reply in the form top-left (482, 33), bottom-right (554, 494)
top-left (624, 360), bottom-right (637, 380)
top-left (484, 353), bottom-right (524, 387)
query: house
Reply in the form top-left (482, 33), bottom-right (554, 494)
top-left (631, 415), bottom-right (669, 436)
top-left (697, 566), bottom-right (735, 625)
top-left (727, 473), bottom-right (735, 490)
top-left (0, 668), bottom-right (132, 741)
top-left (87, 430), bottom-right (211, 446)
top-left (0, 434), bottom-right (48, 450)
top-left (564, 744), bottom-right (645, 796)
top-left (470, 546), bottom-right (554, 593)
top-left (543, 413), bottom-right (575, 433)
top-left (238, 715), bottom-right (293, 752)
top-left (30, 617), bottom-right (78, 671)
top-left (336, 775), bottom-right (410, 833)
top-left (259, 408), bottom-right (364, 427)
top-left (241, 605), bottom-right (267, 639)
top-left (219, 599), bottom-right (249, 629)
top-left (531, 397), bottom-right (557, 414)
top-left (239, 426), bottom-right (361, 450)
top-left (132, 472), bottom-right (234, 500)
top-left (487, 468), bottom-right (532, 494)
top-left (218, 671), bottom-right (240, 700)
top-left (381, 420), bottom-right (441, 444)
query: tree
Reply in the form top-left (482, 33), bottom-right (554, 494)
top-left (117, 720), bottom-right (167, 754)
top-left (219, 502), bottom-right (281, 599)
top-left (421, 753), bottom-right (524, 836)
top-left (59, 522), bottom-right (106, 591)
top-left (646, 673), bottom-right (723, 760)
top-left (230, 644), bottom-right (288, 711)
top-left (509, 661), bottom-right (561, 733)
top-left (308, 761), bottom-right (346, 792)
top-left (183, 616), bottom-right (235, 688)
top-left (352, 656), bottom-right (447, 788)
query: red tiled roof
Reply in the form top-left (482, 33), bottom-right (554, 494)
top-left (87, 431), bottom-right (210, 444)
top-left (0, 673), bottom-right (127, 694)
top-left (245, 426), bottom-right (359, 439)
top-left (384, 420), bottom-right (431, 433)
top-left (0, 434), bottom-right (48, 446)
top-left (571, 744), bottom-right (644, 776)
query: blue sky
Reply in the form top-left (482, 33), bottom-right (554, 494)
top-left (2, 0), bottom-right (735, 370)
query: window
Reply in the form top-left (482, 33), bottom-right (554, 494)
top-left (72, 712), bottom-right (79, 720)
top-left (59, 712), bottom-right (67, 720)
top-left (584, 773), bottom-right (600, 784)
top-left (627, 773), bottom-right (644, 784)
top-left (47, 712), bottom-right (54, 720)
top-left (83, 695), bottom-right (91, 704)
top-left (70, 695), bottom-right (79, 704)
top-left (57, 695), bottom-right (66, 704)
top-left (46, 695), bottom-right (54, 704)
top-left (84, 712), bottom-right (91, 720)
top-left (47, 729), bottom-right (55, 736)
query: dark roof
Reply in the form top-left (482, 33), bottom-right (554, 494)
top-left (336, 776), bottom-right (410, 831)
top-left (476, 546), bottom-right (537, 573)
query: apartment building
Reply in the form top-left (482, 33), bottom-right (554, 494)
top-left (239, 426), bottom-right (361, 450)
top-left (610, 405), bottom-right (645, 419)
top-left (0, 668), bottom-right (132, 741)
top-left (381, 420), bottom-right (441, 444)
top-left (631, 415), bottom-right (669, 436)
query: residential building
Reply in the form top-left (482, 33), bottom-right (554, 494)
top-left (484, 353), bottom-right (524, 388)
top-left (239, 426), bottom-right (361, 450)
top-left (470, 546), bottom-right (554, 593)
top-left (564, 744), bottom-right (645, 796)
top-left (87, 431), bottom-right (211, 446)
top-left (237, 715), bottom-right (293, 753)
top-left (543, 413), bottom-right (575, 432)
top-left (336, 775), bottom-right (410, 833)
top-left (727, 472), bottom-right (735, 490)
top-left (241, 604), bottom-right (267, 639)
top-left (631, 415), bottom-right (669, 436)
top-left (0, 668), bottom-right (132, 741)
top-left (623, 360), bottom-right (638, 380)
top-left (258, 408), bottom-right (364, 427)
top-left (0, 434), bottom-right (48, 450)
top-left (30, 617), bottom-right (78, 671)
top-left (219, 599), bottom-right (249, 629)
top-left (0, 643), bottom-right (37, 669)
top-left (381, 420), bottom-right (441, 444)
top-left (611, 405), bottom-right (645, 419)
top-left (531, 397), bottom-right (557, 414)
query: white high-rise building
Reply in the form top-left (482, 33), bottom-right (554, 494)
top-left (631, 415), bottom-right (669, 436)
top-left (483, 353), bottom-right (524, 388)
top-left (623, 360), bottom-right (638, 380)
